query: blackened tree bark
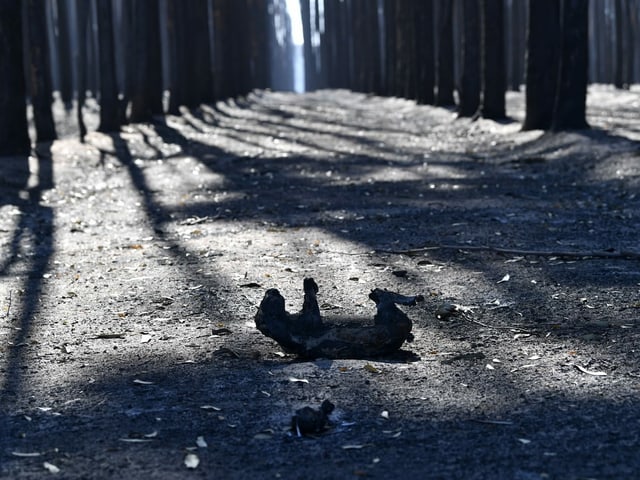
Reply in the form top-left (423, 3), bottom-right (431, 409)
top-left (624, 0), bottom-right (636, 87)
top-left (394, 0), bottom-right (417, 99)
top-left (614, 0), bottom-right (624, 89)
top-left (435, 0), bottom-right (455, 106)
top-left (300, 0), bottom-right (316, 91)
top-left (415, 0), bottom-right (435, 105)
top-left (522, 0), bottom-right (560, 131)
top-left (478, 0), bottom-right (506, 119)
top-left (189, 0), bottom-right (214, 104)
top-left (0, 1), bottom-right (30, 155)
top-left (246, 0), bottom-right (270, 91)
top-left (25, 0), bottom-right (57, 143)
top-left (507, 0), bottom-right (526, 91)
top-left (322, 0), bottom-right (349, 89)
top-left (55, 0), bottom-right (73, 109)
top-left (130, 0), bottom-right (163, 122)
top-left (351, 0), bottom-right (381, 94)
top-left (167, 0), bottom-right (188, 112)
top-left (75, 0), bottom-right (88, 140)
top-left (383, 0), bottom-right (397, 96)
top-left (458, 0), bottom-right (480, 117)
top-left (96, 0), bottom-right (121, 133)
top-left (551, 0), bottom-right (589, 131)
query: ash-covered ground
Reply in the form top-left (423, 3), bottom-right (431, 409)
top-left (1, 86), bottom-right (640, 479)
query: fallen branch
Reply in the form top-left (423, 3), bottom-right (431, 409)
top-left (2, 290), bottom-right (12, 320)
top-left (377, 244), bottom-right (640, 260)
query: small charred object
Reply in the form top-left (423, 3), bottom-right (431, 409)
top-left (291, 399), bottom-right (335, 436)
top-left (255, 278), bottom-right (423, 359)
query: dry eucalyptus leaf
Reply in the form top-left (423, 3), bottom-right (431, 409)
top-left (11, 452), bottom-right (41, 457)
top-left (364, 364), bottom-right (382, 374)
top-left (196, 436), bottom-right (208, 448)
top-left (132, 379), bottom-right (154, 385)
top-left (288, 377), bottom-right (309, 384)
top-left (200, 405), bottom-right (221, 411)
top-left (574, 364), bottom-right (607, 376)
top-left (43, 462), bottom-right (60, 474)
top-left (497, 274), bottom-right (510, 284)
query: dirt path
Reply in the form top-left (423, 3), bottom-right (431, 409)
top-left (1, 87), bottom-right (640, 479)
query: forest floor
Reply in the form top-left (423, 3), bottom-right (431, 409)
top-left (1, 86), bottom-right (640, 479)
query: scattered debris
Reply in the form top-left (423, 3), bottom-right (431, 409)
top-left (574, 364), bottom-right (607, 376)
top-left (291, 399), bottom-right (335, 436)
top-left (43, 462), bottom-right (61, 474)
top-left (184, 453), bottom-right (200, 469)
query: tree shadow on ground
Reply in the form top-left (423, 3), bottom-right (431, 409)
top-left (0, 148), bottom-right (54, 414)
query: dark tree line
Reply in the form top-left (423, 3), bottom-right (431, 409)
top-left (0, 0), bottom-right (638, 156)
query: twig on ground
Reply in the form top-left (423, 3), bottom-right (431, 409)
top-left (2, 290), bottom-right (12, 320)
top-left (377, 244), bottom-right (640, 260)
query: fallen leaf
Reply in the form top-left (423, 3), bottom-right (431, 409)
top-left (364, 364), bottom-right (382, 374)
top-left (342, 444), bottom-right (367, 450)
top-left (196, 436), bottom-right (208, 448)
top-left (504, 256), bottom-right (524, 263)
top-left (11, 452), bottom-right (41, 457)
top-left (132, 379), bottom-right (154, 385)
top-left (200, 405), bottom-right (221, 411)
top-left (288, 377), bottom-right (309, 384)
top-left (43, 462), bottom-right (60, 473)
top-left (497, 274), bottom-right (510, 284)
top-left (93, 332), bottom-right (126, 339)
top-left (513, 333), bottom-right (531, 340)
top-left (119, 438), bottom-right (152, 443)
top-left (380, 410), bottom-right (389, 419)
top-left (518, 438), bottom-right (532, 444)
top-left (486, 364), bottom-right (495, 370)
top-left (184, 453), bottom-right (200, 469)
top-left (574, 364), bottom-right (607, 376)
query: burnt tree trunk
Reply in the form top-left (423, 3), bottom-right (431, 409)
top-left (522, 0), bottom-right (560, 131)
top-left (435, 0), bottom-right (455, 106)
top-left (478, 0), bottom-right (506, 119)
top-left (96, 0), bottom-right (120, 133)
top-left (551, 0), bottom-right (589, 131)
top-left (383, 0), bottom-right (397, 96)
top-left (129, 0), bottom-right (162, 122)
top-left (394, 0), bottom-right (417, 99)
top-left (167, 0), bottom-right (188, 111)
top-left (300, 0), bottom-right (316, 91)
top-left (130, 0), bottom-right (163, 122)
top-left (75, 0), bottom-right (88, 140)
top-left (55, 0), bottom-right (73, 109)
top-left (0, 0), bottom-right (30, 155)
top-left (25, 0), bottom-right (57, 143)
top-left (458, 0), bottom-right (481, 117)
top-left (415, 0), bottom-right (435, 105)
